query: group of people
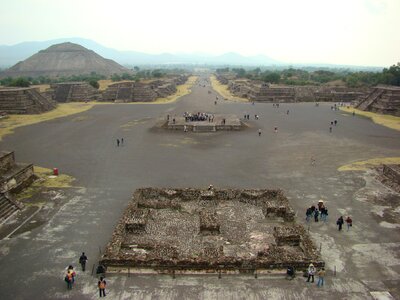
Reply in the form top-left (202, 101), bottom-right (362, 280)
top-left (64, 252), bottom-right (107, 297)
top-left (306, 200), bottom-right (328, 223)
top-left (306, 263), bottom-right (326, 287)
top-left (336, 215), bottom-right (353, 231)
top-left (184, 112), bottom-right (214, 122)
top-left (116, 138), bottom-right (124, 147)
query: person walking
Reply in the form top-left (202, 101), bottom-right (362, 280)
top-left (98, 276), bottom-right (107, 297)
top-left (317, 268), bottom-right (325, 287)
top-left (121, 138), bottom-right (124, 146)
top-left (306, 263), bottom-right (316, 283)
top-left (79, 252), bottom-right (88, 272)
top-left (337, 216), bottom-right (344, 231)
top-left (345, 216), bottom-right (353, 231)
top-left (258, 129), bottom-right (261, 137)
top-left (116, 139), bottom-right (120, 147)
top-left (65, 266), bottom-right (76, 290)
top-left (306, 207), bottom-right (312, 223)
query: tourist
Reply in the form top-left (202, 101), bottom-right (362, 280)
top-left (329, 126), bottom-right (332, 133)
top-left (320, 206), bottom-right (328, 222)
top-left (345, 216), bottom-right (353, 231)
top-left (287, 110), bottom-right (289, 115)
top-left (65, 265), bottom-right (76, 290)
top-left (98, 276), bottom-right (107, 297)
top-left (331, 121), bottom-right (334, 126)
top-left (306, 207), bottom-right (312, 222)
top-left (214, 100), bottom-right (217, 105)
top-left (173, 118), bottom-right (175, 124)
top-left (274, 126), bottom-right (278, 133)
top-left (184, 125), bottom-right (187, 132)
top-left (258, 129), bottom-right (261, 137)
top-left (79, 252), bottom-right (88, 272)
top-left (314, 209), bottom-right (319, 222)
top-left (116, 139), bottom-right (120, 147)
top-left (306, 263), bottom-right (316, 283)
top-left (336, 216), bottom-right (344, 231)
top-left (334, 119), bottom-right (337, 126)
top-left (310, 157), bottom-right (316, 166)
top-left (121, 138), bottom-right (124, 146)
top-left (316, 268), bottom-right (325, 287)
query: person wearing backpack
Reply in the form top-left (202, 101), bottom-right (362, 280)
top-left (79, 252), bottom-right (88, 271)
top-left (98, 277), bottom-right (107, 297)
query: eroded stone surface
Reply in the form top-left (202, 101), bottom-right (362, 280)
top-left (101, 187), bottom-right (322, 273)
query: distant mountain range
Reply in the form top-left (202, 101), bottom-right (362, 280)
top-left (0, 37), bottom-right (384, 71)
top-left (0, 37), bottom-right (281, 68)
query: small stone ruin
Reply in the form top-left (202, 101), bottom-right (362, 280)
top-left (356, 85), bottom-right (400, 117)
top-left (378, 164), bottom-right (400, 193)
top-left (100, 188), bottom-right (323, 274)
top-left (0, 151), bottom-right (35, 221)
top-left (162, 114), bottom-right (245, 132)
top-left (0, 87), bottom-right (56, 114)
top-left (48, 82), bottom-right (101, 102)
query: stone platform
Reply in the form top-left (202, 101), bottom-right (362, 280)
top-left (165, 114), bottom-right (244, 132)
top-left (100, 188), bottom-right (323, 274)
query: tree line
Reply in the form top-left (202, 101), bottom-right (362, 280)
top-left (216, 63), bottom-right (400, 87)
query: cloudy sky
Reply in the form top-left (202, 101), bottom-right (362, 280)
top-left (0, 0), bottom-right (398, 66)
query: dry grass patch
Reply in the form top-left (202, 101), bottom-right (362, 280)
top-left (0, 103), bottom-right (96, 141)
top-left (152, 76), bottom-right (198, 104)
top-left (338, 157), bottom-right (400, 171)
top-left (31, 84), bottom-right (51, 92)
top-left (209, 75), bottom-right (248, 102)
top-left (340, 107), bottom-right (400, 131)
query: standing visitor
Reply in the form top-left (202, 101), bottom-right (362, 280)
top-left (337, 216), bottom-right (344, 231)
top-left (306, 263), bottom-right (316, 283)
top-left (345, 216), bottom-right (353, 231)
top-left (98, 277), bottom-right (107, 297)
top-left (317, 268), bottom-right (325, 287)
top-left (79, 252), bottom-right (88, 272)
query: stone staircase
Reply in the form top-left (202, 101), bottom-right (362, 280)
top-left (0, 151), bottom-right (35, 194)
top-left (50, 82), bottom-right (100, 102)
top-left (0, 193), bottom-right (20, 222)
top-left (356, 88), bottom-right (385, 111)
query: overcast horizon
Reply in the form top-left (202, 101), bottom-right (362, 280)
top-left (1, 0), bottom-right (399, 67)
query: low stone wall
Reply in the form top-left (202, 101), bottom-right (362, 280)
top-left (100, 187), bottom-right (320, 273)
top-left (0, 151), bottom-right (15, 174)
top-left (0, 87), bottom-right (56, 114)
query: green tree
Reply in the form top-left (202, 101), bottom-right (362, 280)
top-left (88, 80), bottom-right (99, 89)
top-left (9, 77), bottom-right (30, 87)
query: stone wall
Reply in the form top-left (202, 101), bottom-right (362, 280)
top-left (100, 187), bottom-right (320, 273)
top-left (102, 75), bottom-right (188, 103)
top-left (0, 151), bottom-right (15, 173)
top-left (0, 87), bottom-right (56, 114)
top-left (49, 82), bottom-right (101, 102)
top-left (356, 85), bottom-right (400, 116)
top-left (219, 77), bottom-right (367, 103)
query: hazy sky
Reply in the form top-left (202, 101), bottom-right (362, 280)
top-left (0, 0), bottom-right (399, 66)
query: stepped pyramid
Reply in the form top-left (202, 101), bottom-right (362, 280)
top-left (0, 42), bottom-right (130, 78)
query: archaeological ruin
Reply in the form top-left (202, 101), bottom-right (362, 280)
top-left (102, 76), bottom-right (188, 103)
top-left (100, 188), bottom-right (323, 274)
top-left (160, 113), bottom-right (245, 132)
top-left (48, 82), bottom-right (101, 102)
top-left (216, 74), bottom-right (366, 103)
top-left (355, 85), bottom-right (400, 116)
top-left (378, 164), bottom-right (400, 193)
top-left (0, 151), bottom-right (35, 221)
top-left (0, 87), bottom-right (56, 114)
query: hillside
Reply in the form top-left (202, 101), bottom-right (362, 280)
top-left (0, 42), bottom-right (130, 78)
